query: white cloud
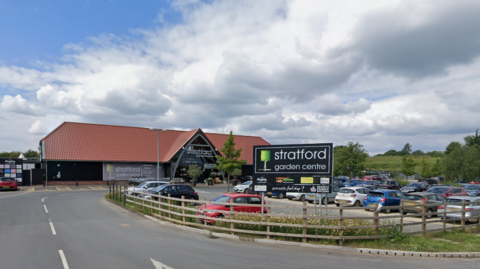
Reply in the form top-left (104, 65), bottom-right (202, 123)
top-left (0, 0), bottom-right (480, 155)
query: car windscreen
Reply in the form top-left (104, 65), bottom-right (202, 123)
top-left (368, 192), bottom-right (384, 198)
top-left (211, 195), bottom-right (232, 203)
top-left (137, 182), bottom-right (148, 188)
top-left (242, 181), bottom-right (252, 185)
top-left (405, 183), bottom-right (420, 187)
top-left (364, 181), bottom-right (376, 185)
top-left (403, 195), bottom-right (423, 200)
top-left (339, 189), bottom-right (354, 194)
top-left (426, 187), bottom-right (448, 194)
top-left (464, 185), bottom-right (480, 190)
top-left (0, 178), bottom-right (13, 182)
top-left (152, 185), bottom-right (168, 192)
top-left (446, 198), bottom-right (464, 204)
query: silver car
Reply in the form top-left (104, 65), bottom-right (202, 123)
top-left (438, 196), bottom-right (480, 223)
top-left (126, 181), bottom-right (170, 196)
top-left (306, 185), bottom-right (340, 204)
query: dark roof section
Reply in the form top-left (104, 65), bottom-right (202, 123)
top-left (40, 122), bottom-right (270, 164)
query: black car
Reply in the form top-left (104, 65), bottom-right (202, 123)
top-left (149, 184), bottom-right (199, 202)
top-left (400, 182), bottom-right (430, 193)
top-left (378, 180), bottom-right (402, 190)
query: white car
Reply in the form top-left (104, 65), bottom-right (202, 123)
top-left (334, 187), bottom-right (370, 207)
top-left (126, 181), bottom-right (169, 196)
top-left (286, 192), bottom-right (308, 201)
top-left (233, 181), bottom-right (252, 193)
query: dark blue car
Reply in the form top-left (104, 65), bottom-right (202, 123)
top-left (363, 190), bottom-right (403, 213)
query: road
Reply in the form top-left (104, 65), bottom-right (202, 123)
top-left (0, 187), bottom-right (477, 269)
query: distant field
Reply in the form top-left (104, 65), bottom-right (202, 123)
top-left (365, 155), bottom-right (440, 172)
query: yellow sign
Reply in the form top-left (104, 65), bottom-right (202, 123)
top-left (301, 177), bottom-right (313, 184)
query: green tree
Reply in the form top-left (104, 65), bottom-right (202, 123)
top-left (186, 165), bottom-right (203, 182)
top-left (418, 159), bottom-right (431, 178)
top-left (412, 150), bottom-right (425, 156)
top-left (230, 168), bottom-right (242, 181)
top-left (464, 129), bottom-right (480, 147)
top-left (430, 158), bottom-right (442, 176)
top-left (383, 149), bottom-right (399, 156)
top-left (401, 143), bottom-right (412, 155)
top-left (334, 142), bottom-right (369, 186)
top-left (445, 142), bottom-right (461, 155)
top-left (24, 149), bottom-right (40, 158)
top-left (400, 155), bottom-right (417, 178)
top-left (215, 131), bottom-right (246, 192)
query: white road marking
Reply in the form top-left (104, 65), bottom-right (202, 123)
top-left (194, 190), bottom-right (210, 193)
top-left (49, 219), bottom-right (57, 235)
top-left (59, 250), bottom-right (70, 269)
top-left (44, 204), bottom-right (49, 213)
top-left (0, 192), bottom-right (29, 199)
top-left (42, 197), bottom-right (48, 202)
top-left (151, 258), bottom-right (174, 269)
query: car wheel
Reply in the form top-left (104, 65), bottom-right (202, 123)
top-left (354, 200), bottom-right (360, 207)
top-left (278, 193), bottom-right (285, 199)
top-left (300, 195), bottom-right (305, 202)
top-left (288, 198), bottom-right (293, 200)
top-left (244, 189), bottom-right (249, 193)
top-left (383, 208), bottom-right (391, 214)
top-left (426, 208), bottom-right (433, 219)
top-left (308, 200), bottom-right (313, 204)
top-left (335, 203), bottom-right (340, 207)
top-left (267, 195), bottom-right (272, 198)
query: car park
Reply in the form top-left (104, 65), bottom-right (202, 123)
top-left (438, 196), bottom-right (480, 223)
top-left (378, 180), bottom-right (402, 190)
top-left (145, 184), bottom-right (199, 202)
top-left (334, 187), bottom-right (370, 207)
top-left (126, 181), bottom-right (169, 196)
top-left (363, 190), bottom-right (403, 213)
top-left (402, 192), bottom-right (446, 219)
top-left (306, 185), bottom-right (340, 204)
top-left (463, 184), bottom-right (480, 196)
top-left (400, 182), bottom-right (429, 193)
top-left (233, 181), bottom-right (252, 193)
top-left (0, 177), bottom-right (18, 191)
top-left (197, 193), bottom-right (267, 223)
top-left (425, 186), bottom-right (468, 198)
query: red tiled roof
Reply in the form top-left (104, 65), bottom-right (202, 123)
top-left (41, 122), bottom-right (270, 164)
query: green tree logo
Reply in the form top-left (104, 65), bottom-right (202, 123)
top-left (260, 150), bottom-right (271, 171)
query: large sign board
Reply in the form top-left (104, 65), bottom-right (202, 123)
top-left (254, 144), bottom-right (333, 175)
top-left (102, 163), bottom-right (164, 180)
top-left (0, 158), bottom-right (23, 183)
top-left (253, 143), bottom-right (333, 194)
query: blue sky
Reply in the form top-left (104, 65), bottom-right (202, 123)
top-left (0, 0), bottom-right (179, 66)
top-left (1, 0), bottom-right (480, 155)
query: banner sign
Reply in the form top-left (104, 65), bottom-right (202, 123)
top-left (254, 144), bottom-right (333, 175)
top-left (0, 158), bottom-right (23, 183)
top-left (102, 163), bottom-right (164, 181)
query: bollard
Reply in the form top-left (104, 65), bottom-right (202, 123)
top-left (43, 181), bottom-right (46, 187)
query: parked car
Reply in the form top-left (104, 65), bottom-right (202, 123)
top-left (266, 191), bottom-right (286, 199)
top-left (334, 187), bottom-right (370, 207)
top-left (363, 190), bottom-right (403, 213)
top-left (343, 179), bottom-right (364, 187)
top-left (233, 181), bottom-right (252, 193)
top-left (438, 196), bottom-right (480, 223)
top-left (145, 184), bottom-right (199, 202)
top-left (463, 184), bottom-right (480, 196)
top-left (363, 175), bottom-right (374, 181)
top-left (378, 180), bottom-right (402, 190)
top-left (0, 177), bottom-right (18, 191)
top-left (306, 185), bottom-right (341, 204)
top-left (197, 193), bottom-right (267, 223)
top-left (286, 192), bottom-right (308, 201)
top-left (402, 192), bottom-right (446, 219)
top-left (425, 186), bottom-right (468, 198)
top-left (400, 182), bottom-right (430, 193)
top-left (357, 180), bottom-right (381, 190)
top-left (126, 181), bottom-right (169, 196)
top-left (418, 179), bottom-right (439, 185)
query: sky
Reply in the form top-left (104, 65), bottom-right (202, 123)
top-left (1, 0), bottom-right (480, 156)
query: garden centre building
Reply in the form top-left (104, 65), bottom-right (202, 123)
top-left (39, 122), bottom-right (270, 184)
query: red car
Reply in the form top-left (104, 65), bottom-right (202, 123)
top-left (197, 193), bottom-right (268, 223)
top-left (0, 177), bottom-right (18, 191)
top-left (425, 186), bottom-right (468, 198)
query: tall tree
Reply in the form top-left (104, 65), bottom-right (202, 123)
top-left (430, 158), bottom-right (443, 176)
top-left (334, 142), bottom-right (369, 186)
top-left (445, 141), bottom-right (462, 155)
top-left (464, 129), bottom-right (480, 147)
top-left (418, 159), bottom-right (431, 178)
top-left (401, 143), bottom-right (412, 155)
top-left (400, 155), bottom-right (417, 178)
top-left (215, 131), bottom-right (246, 192)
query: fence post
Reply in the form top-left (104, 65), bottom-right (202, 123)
top-left (339, 203), bottom-right (344, 246)
top-left (302, 201), bottom-right (307, 243)
top-left (422, 203), bottom-right (426, 236)
top-left (443, 199), bottom-right (447, 232)
top-left (142, 193), bottom-right (145, 210)
top-left (123, 186), bottom-right (126, 205)
top-left (461, 199), bottom-right (466, 230)
top-left (230, 204), bottom-right (234, 235)
top-left (374, 207), bottom-right (379, 241)
top-left (203, 198), bottom-right (207, 230)
top-left (267, 201), bottom-right (271, 240)
top-left (109, 184), bottom-right (111, 198)
top-left (400, 200), bottom-right (404, 234)
top-left (181, 195), bottom-right (186, 225)
top-left (168, 194), bottom-right (172, 220)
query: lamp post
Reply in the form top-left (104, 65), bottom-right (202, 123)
top-left (149, 128), bottom-right (166, 180)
